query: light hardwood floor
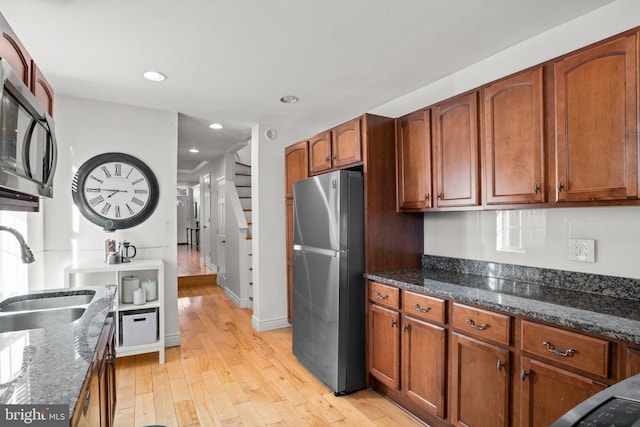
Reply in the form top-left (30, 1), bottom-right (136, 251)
top-left (113, 284), bottom-right (423, 426)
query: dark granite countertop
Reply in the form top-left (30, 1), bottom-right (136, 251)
top-left (0, 285), bottom-right (116, 419)
top-left (365, 268), bottom-right (640, 344)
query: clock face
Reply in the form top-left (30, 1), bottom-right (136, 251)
top-left (72, 153), bottom-right (159, 230)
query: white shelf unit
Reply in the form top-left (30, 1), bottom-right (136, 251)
top-left (64, 258), bottom-right (165, 364)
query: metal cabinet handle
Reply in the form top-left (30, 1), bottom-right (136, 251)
top-left (521, 370), bottom-right (528, 381)
top-left (331, 155), bottom-right (336, 161)
top-left (542, 341), bottom-right (575, 357)
top-left (436, 192), bottom-right (443, 199)
top-left (424, 193), bottom-right (429, 201)
top-left (374, 292), bottom-right (388, 300)
top-left (467, 318), bottom-right (489, 331)
top-left (414, 303), bottom-right (431, 313)
top-left (533, 183), bottom-right (540, 193)
top-left (390, 319), bottom-right (397, 327)
top-left (403, 324), bottom-right (410, 332)
top-left (557, 182), bottom-right (564, 192)
top-left (325, 155), bottom-right (330, 163)
top-left (497, 360), bottom-right (504, 372)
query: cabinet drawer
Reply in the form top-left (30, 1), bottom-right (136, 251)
top-left (452, 303), bottom-right (511, 345)
top-left (369, 282), bottom-right (400, 310)
top-left (521, 320), bottom-right (610, 378)
top-left (402, 291), bottom-right (446, 324)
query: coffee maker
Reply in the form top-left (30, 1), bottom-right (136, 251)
top-left (120, 241), bottom-right (137, 263)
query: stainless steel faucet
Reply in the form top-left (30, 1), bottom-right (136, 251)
top-left (0, 225), bottom-right (35, 264)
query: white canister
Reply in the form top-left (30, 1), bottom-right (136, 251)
top-left (141, 279), bottom-right (157, 301)
top-left (121, 276), bottom-right (139, 304)
top-left (133, 288), bottom-right (147, 305)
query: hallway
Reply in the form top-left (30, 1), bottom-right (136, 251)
top-left (178, 244), bottom-right (217, 287)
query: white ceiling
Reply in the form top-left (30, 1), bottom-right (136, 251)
top-left (0, 0), bottom-right (613, 174)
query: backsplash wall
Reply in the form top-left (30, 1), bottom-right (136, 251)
top-left (424, 206), bottom-right (640, 280)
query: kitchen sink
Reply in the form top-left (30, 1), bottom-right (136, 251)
top-left (0, 307), bottom-right (86, 333)
top-left (0, 290), bottom-right (95, 312)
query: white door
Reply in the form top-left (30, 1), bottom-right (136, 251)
top-left (216, 177), bottom-right (226, 287)
top-left (200, 174), bottom-right (212, 268)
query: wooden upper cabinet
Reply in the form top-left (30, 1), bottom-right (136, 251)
top-left (433, 91), bottom-right (480, 208)
top-left (554, 34), bottom-right (638, 202)
top-left (31, 60), bottom-right (55, 116)
top-left (483, 67), bottom-right (545, 205)
top-left (309, 118), bottom-right (362, 175)
top-left (0, 18), bottom-right (30, 85)
top-left (308, 131), bottom-right (333, 175)
top-left (284, 140), bottom-right (309, 198)
top-left (331, 117), bottom-right (362, 168)
top-left (396, 109), bottom-right (432, 211)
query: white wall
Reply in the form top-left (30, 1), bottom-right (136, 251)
top-left (42, 95), bottom-right (180, 346)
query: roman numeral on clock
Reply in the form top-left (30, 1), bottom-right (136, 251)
top-left (101, 203), bottom-right (112, 215)
top-left (86, 188), bottom-right (101, 192)
top-left (101, 166), bottom-right (111, 178)
top-left (115, 206), bottom-right (121, 218)
top-left (90, 195), bottom-right (104, 206)
top-left (131, 197), bottom-right (144, 207)
top-left (132, 178), bottom-right (144, 185)
top-left (115, 163), bottom-right (122, 177)
top-left (134, 189), bottom-right (148, 194)
top-left (126, 204), bottom-right (135, 215)
top-left (90, 175), bottom-right (104, 184)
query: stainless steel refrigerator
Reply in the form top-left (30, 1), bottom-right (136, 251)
top-left (292, 170), bottom-right (365, 395)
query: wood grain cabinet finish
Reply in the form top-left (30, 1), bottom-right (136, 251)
top-left (396, 109), bottom-right (432, 210)
top-left (369, 281), bottom-right (400, 310)
top-left (0, 15), bottom-right (31, 86)
top-left (368, 303), bottom-right (401, 390)
top-left (433, 91), bottom-right (481, 208)
top-left (284, 141), bottom-right (308, 198)
top-left (30, 60), bottom-right (54, 116)
top-left (451, 333), bottom-right (510, 427)
top-left (554, 34), bottom-right (638, 202)
top-left (402, 314), bottom-right (447, 419)
top-left (452, 303), bottom-right (511, 346)
top-left (519, 357), bottom-right (605, 427)
top-left (483, 67), bottom-right (545, 205)
top-left (331, 117), bottom-right (362, 169)
top-left (627, 347), bottom-right (640, 377)
top-left (402, 290), bottom-right (445, 325)
top-left (308, 118), bottom-right (363, 175)
top-left (308, 131), bottom-right (333, 175)
top-left (285, 199), bottom-right (294, 324)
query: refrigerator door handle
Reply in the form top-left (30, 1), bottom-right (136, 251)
top-left (293, 244), bottom-right (346, 258)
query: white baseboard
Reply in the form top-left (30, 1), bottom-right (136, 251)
top-left (165, 332), bottom-right (181, 348)
top-left (224, 287), bottom-right (251, 309)
top-left (251, 315), bottom-right (291, 332)
top-left (207, 263), bottom-right (218, 272)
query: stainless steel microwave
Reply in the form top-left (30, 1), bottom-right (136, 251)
top-left (0, 58), bottom-right (57, 198)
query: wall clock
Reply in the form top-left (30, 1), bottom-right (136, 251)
top-left (72, 152), bottom-right (159, 231)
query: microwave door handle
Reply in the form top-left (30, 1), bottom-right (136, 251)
top-left (21, 118), bottom-right (38, 179)
top-left (41, 115), bottom-right (57, 194)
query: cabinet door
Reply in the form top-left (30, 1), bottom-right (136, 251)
top-left (627, 347), bottom-right (640, 378)
top-left (309, 131), bottom-right (333, 175)
top-left (0, 19), bottom-right (31, 85)
top-left (451, 333), bottom-right (510, 427)
top-left (554, 34), bottom-right (638, 201)
top-left (396, 110), bottom-right (432, 210)
top-left (284, 141), bottom-right (308, 198)
top-left (30, 60), bottom-right (54, 116)
top-left (402, 315), bottom-right (446, 419)
top-left (368, 303), bottom-right (400, 390)
top-left (331, 118), bottom-right (362, 168)
top-left (483, 67), bottom-right (545, 205)
top-left (433, 91), bottom-right (480, 208)
top-left (519, 357), bottom-right (605, 427)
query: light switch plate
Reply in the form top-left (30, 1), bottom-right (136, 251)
top-left (569, 239), bottom-right (595, 262)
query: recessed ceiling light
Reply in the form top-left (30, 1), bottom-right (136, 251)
top-left (189, 148), bottom-right (200, 153)
top-left (209, 123), bottom-right (223, 130)
top-left (142, 71), bottom-right (167, 82)
top-left (280, 95), bottom-right (299, 104)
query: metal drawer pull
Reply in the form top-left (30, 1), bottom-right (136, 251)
top-left (542, 341), bottom-right (575, 357)
top-left (414, 303), bottom-right (431, 313)
top-left (374, 292), bottom-right (388, 300)
top-left (521, 370), bottom-right (528, 381)
top-left (390, 319), bottom-right (397, 327)
top-left (466, 318), bottom-right (489, 330)
top-left (497, 360), bottom-right (504, 372)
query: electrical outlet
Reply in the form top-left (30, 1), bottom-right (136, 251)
top-left (569, 239), bottom-right (595, 262)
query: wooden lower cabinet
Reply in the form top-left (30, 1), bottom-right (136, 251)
top-left (519, 357), bottom-right (605, 427)
top-left (451, 333), bottom-right (510, 427)
top-left (402, 315), bottom-right (447, 418)
top-left (368, 303), bottom-right (401, 389)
